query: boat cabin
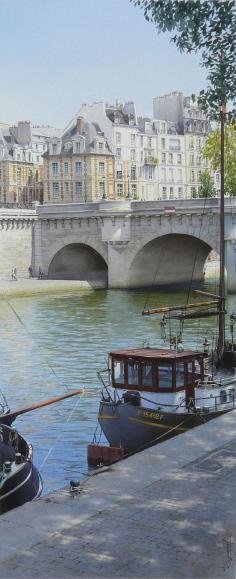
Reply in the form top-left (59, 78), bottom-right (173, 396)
top-left (110, 348), bottom-right (205, 396)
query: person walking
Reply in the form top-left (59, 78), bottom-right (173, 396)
top-left (28, 265), bottom-right (33, 278)
top-left (14, 267), bottom-right (17, 281)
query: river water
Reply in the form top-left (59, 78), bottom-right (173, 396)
top-left (1, 282), bottom-right (236, 495)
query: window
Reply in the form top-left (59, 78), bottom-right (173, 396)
top-left (131, 134), bottom-right (135, 145)
top-left (177, 154), bottom-right (182, 164)
top-left (128, 361), bottom-right (139, 385)
top-left (142, 364), bottom-right (152, 387)
top-left (161, 152), bottom-right (166, 163)
top-left (190, 154), bottom-right (194, 165)
top-left (99, 181), bottom-right (105, 195)
top-left (148, 166), bottom-right (153, 179)
top-left (99, 162), bottom-right (105, 176)
top-left (162, 186), bottom-right (167, 199)
top-left (64, 182), bottom-right (69, 195)
top-left (161, 138), bottom-right (165, 149)
top-left (98, 142), bottom-right (103, 152)
top-left (189, 139), bottom-right (194, 149)
top-left (168, 153), bottom-right (173, 164)
top-left (169, 138), bottom-right (180, 151)
top-left (178, 169), bottom-right (182, 182)
top-left (52, 182), bottom-right (59, 198)
top-left (140, 136), bottom-right (143, 147)
top-left (131, 183), bottom-right (136, 196)
top-left (198, 170), bottom-right (202, 181)
top-left (75, 161), bottom-right (82, 175)
top-left (76, 142), bottom-right (81, 153)
top-left (16, 168), bottom-right (21, 183)
top-left (130, 149), bottom-right (136, 161)
top-left (178, 187), bottom-right (183, 197)
top-left (64, 162), bottom-right (69, 176)
top-left (191, 170), bottom-right (195, 182)
top-left (116, 132), bottom-right (121, 144)
top-left (75, 182), bottom-right (82, 195)
top-left (52, 144), bottom-right (57, 154)
top-left (169, 168), bottom-right (174, 182)
top-left (116, 148), bottom-right (121, 159)
top-left (147, 137), bottom-right (152, 147)
top-left (116, 169), bottom-right (122, 180)
top-left (131, 165), bottom-right (136, 180)
top-left (176, 362), bottom-right (185, 388)
top-left (117, 183), bottom-right (123, 196)
top-left (170, 186), bottom-right (174, 198)
top-left (52, 162), bottom-right (58, 176)
top-left (158, 363), bottom-right (172, 388)
top-left (114, 360), bottom-right (124, 383)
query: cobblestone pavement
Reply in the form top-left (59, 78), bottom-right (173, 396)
top-left (1, 412), bottom-right (236, 578)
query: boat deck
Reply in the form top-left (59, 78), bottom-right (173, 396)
top-left (1, 410), bottom-right (236, 577)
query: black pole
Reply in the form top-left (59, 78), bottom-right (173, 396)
top-left (218, 102), bottom-right (226, 358)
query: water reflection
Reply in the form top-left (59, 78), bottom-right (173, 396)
top-left (0, 282), bottom-right (236, 494)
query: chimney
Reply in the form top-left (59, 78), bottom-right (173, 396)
top-left (17, 121), bottom-right (31, 145)
top-left (76, 117), bottom-right (85, 134)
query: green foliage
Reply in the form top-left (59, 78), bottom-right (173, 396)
top-left (131, 0), bottom-right (236, 114)
top-left (198, 170), bottom-right (216, 198)
top-left (203, 126), bottom-right (236, 195)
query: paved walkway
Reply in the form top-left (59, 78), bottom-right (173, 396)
top-left (1, 410), bottom-right (236, 578)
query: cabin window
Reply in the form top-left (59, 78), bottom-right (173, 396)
top-left (142, 364), bottom-right (152, 387)
top-left (186, 362), bottom-right (193, 385)
top-left (220, 390), bottom-right (227, 404)
top-left (175, 362), bottom-right (185, 388)
top-left (128, 361), bottom-right (139, 386)
top-left (158, 363), bottom-right (172, 389)
top-left (114, 360), bottom-right (124, 384)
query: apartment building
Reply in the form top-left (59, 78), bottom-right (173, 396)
top-left (153, 92), bottom-right (210, 197)
top-left (43, 117), bottom-right (114, 203)
top-left (0, 121), bottom-right (50, 204)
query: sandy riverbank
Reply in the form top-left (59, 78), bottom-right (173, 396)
top-left (0, 278), bottom-right (106, 298)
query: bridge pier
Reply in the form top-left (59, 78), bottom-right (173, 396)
top-left (226, 239), bottom-right (236, 293)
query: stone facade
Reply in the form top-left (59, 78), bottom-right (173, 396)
top-left (43, 117), bottom-right (115, 203)
top-left (0, 209), bottom-right (35, 278)
top-left (0, 122), bottom-right (49, 204)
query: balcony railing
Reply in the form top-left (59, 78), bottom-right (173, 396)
top-left (144, 157), bottom-right (158, 165)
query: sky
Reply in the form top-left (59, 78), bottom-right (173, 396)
top-left (0, 0), bottom-right (207, 129)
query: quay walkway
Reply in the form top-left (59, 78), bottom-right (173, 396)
top-left (1, 410), bottom-right (236, 578)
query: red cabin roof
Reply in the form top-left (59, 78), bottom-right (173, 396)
top-left (110, 348), bottom-right (204, 361)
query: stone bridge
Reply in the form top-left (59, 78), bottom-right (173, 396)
top-left (33, 198), bottom-right (236, 292)
top-left (0, 199), bottom-right (236, 291)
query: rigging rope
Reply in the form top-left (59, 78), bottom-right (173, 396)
top-left (39, 390), bottom-right (84, 471)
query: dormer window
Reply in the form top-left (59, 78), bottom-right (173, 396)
top-left (98, 142), bottom-right (103, 152)
top-left (64, 141), bottom-right (72, 152)
top-left (52, 144), bottom-right (57, 154)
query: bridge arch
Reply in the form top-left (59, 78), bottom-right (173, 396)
top-left (127, 233), bottom-right (214, 288)
top-left (48, 242), bottom-right (108, 284)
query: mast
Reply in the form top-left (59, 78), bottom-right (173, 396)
top-left (218, 101), bottom-right (226, 357)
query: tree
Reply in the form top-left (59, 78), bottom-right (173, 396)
top-left (130, 1), bottom-right (236, 114)
top-left (203, 125), bottom-right (236, 196)
top-left (198, 169), bottom-right (216, 198)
